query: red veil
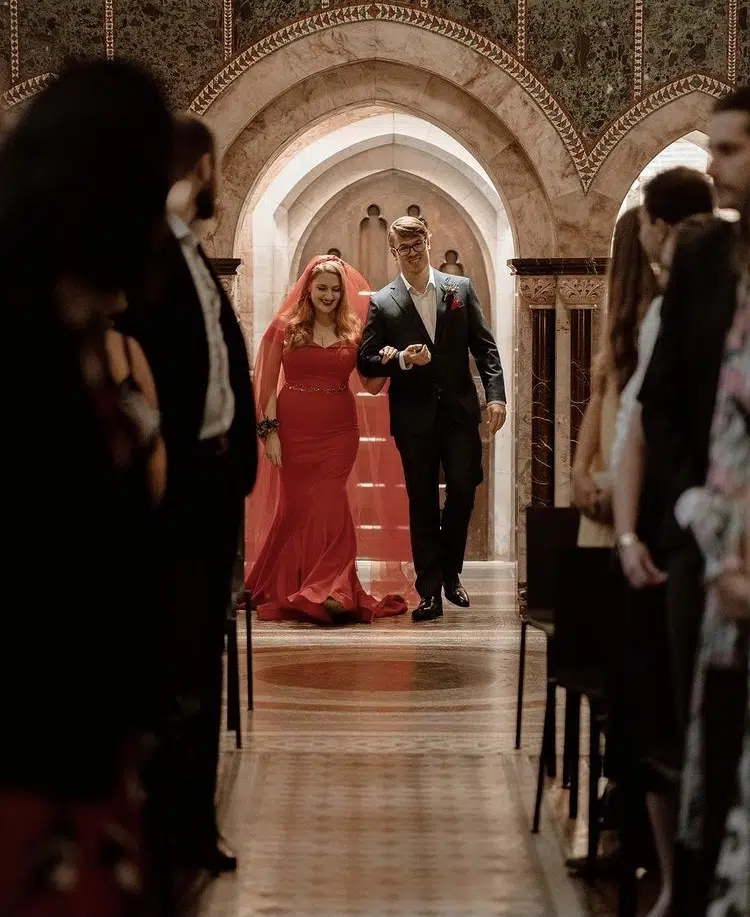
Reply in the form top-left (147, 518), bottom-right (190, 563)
top-left (244, 255), bottom-right (417, 604)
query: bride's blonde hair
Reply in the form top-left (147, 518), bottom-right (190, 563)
top-left (285, 258), bottom-right (361, 350)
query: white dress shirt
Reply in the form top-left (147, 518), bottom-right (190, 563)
top-left (395, 268), bottom-right (504, 408)
top-left (609, 294), bottom-right (662, 473)
top-left (168, 214), bottom-right (235, 440)
top-left (398, 267), bottom-right (437, 370)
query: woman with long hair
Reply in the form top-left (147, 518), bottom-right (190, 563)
top-left (572, 206), bottom-right (657, 546)
top-left (245, 255), bottom-right (409, 624)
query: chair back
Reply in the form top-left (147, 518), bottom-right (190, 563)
top-left (553, 546), bottom-right (618, 684)
top-left (525, 506), bottom-right (580, 613)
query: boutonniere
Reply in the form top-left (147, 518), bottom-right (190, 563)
top-left (441, 280), bottom-right (462, 311)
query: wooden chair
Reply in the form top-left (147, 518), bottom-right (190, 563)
top-left (532, 546), bottom-right (616, 882)
top-left (515, 506), bottom-right (580, 786)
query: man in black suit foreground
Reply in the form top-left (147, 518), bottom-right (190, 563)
top-left (122, 115), bottom-right (256, 879)
top-left (358, 216), bottom-right (506, 622)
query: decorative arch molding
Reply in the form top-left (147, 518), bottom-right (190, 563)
top-left (590, 90), bottom-right (719, 206)
top-left (188, 4), bottom-right (733, 193)
top-left (208, 61), bottom-right (557, 261)
top-left (1, 72), bottom-right (55, 108)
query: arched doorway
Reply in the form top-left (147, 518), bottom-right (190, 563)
top-left (224, 104), bottom-right (516, 560)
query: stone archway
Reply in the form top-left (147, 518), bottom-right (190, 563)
top-left (195, 16), bottom-right (732, 570)
top-left (590, 90), bottom-right (721, 209)
top-left (206, 58), bottom-right (557, 262)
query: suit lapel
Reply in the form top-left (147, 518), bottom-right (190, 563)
top-left (433, 270), bottom-right (449, 346)
top-left (390, 274), bottom-right (432, 346)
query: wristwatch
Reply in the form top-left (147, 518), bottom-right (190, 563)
top-left (616, 532), bottom-right (639, 551)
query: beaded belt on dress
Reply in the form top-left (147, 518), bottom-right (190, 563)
top-left (285, 382), bottom-right (348, 393)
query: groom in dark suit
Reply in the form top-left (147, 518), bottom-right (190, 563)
top-left (358, 216), bottom-right (506, 622)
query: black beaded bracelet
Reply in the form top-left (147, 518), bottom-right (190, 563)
top-left (257, 417), bottom-right (280, 440)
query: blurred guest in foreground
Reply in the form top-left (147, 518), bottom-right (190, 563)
top-left (121, 114), bottom-right (257, 882)
top-left (0, 59), bottom-right (172, 916)
top-left (615, 87), bottom-right (750, 917)
top-left (677, 188), bottom-right (750, 917)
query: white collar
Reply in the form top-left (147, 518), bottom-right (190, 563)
top-left (402, 266), bottom-right (436, 296)
top-left (167, 212), bottom-right (193, 243)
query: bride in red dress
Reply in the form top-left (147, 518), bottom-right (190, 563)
top-left (245, 255), bottom-right (411, 624)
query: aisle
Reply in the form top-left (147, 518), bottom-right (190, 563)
top-left (198, 563), bottom-right (587, 917)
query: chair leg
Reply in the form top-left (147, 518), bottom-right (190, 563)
top-left (562, 689), bottom-right (574, 788)
top-left (586, 698), bottom-right (603, 880)
top-left (566, 692), bottom-right (581, 819)
top-left (617, 764), bottom-right (639, 917)
top-left (244, 590), bottom-right (254, 711)
top-left (515, 620), bottom-right (527, 750)
top-left (226, 612), bottom-right (242, 749)
top-left (545, 678), bottom-right (557, 779)
top-left (532, 680), bottom-right (554, 833)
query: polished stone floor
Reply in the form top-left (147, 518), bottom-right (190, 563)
top-left (197, 562), bottom-right (599, 917)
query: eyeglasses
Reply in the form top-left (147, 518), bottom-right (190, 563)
top-left (394, 240), bottom-right (427, 256)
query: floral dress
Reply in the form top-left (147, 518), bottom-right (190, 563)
top-left (679, 267), bottom-right (750, 917)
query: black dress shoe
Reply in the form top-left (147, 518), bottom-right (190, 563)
top-left (444, 577), bottom-right (470, 607)
top-left (412, 595), bottom-right (443, 622)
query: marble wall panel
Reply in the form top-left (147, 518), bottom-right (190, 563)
top-left (553, 300), bottom-right (570, 507)
top-left (527, 0), bottom-right (633, 140)
top-left (235, 0), bottom-right (312, 53)
top-left (429, 0), bottom-right (516, 49)
top-left (643, 0), bottom-right (728, 88)
top-left (740, 2), bottom-right (750, 86)
top-left (114, 0), bottom-right (223, 108)
top-left (530, 308), bottom-right (555, 506)
top-left (1, 1), bottom-right (10, 92)
top-left (17, 0), bottom-right (103, 83)
top-left (568, 307), bottom-right (592, 463)
top-left (515, 298), bottom-right (533, 581)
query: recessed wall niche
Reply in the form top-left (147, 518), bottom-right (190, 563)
top-left (299, 175), bottom-right (489, 314)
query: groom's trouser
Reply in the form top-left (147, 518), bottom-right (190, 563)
top-left (395, 406), bottom-right (482, 598)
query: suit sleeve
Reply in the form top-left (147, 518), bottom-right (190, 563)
top-left (466, 279), bottom-right (506, 404)
top-left (358, 297), bottom-right (403, 378)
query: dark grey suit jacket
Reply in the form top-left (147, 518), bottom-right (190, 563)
top-left (357, 270), bottom-right (506, 436)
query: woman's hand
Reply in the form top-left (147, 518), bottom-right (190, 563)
top-left (572, 470), bottom-right (599, 514)
top-left (619, 539), bottom-right (667, 589)
top-left (264, 431), bottom-right (282, 467)
top-left (379, 345), bottom-right (399, 364)
top-left (715, 565), bottom-right (750, 622)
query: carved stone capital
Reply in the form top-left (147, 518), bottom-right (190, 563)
top-left (210, 256), bottom-right (242, 300)
top-left (557, 276), bottom-right (606, 310)
top-left (211, 256), bottom-right (242, 277)
top-left (518, 276), bottom-right (556, 309)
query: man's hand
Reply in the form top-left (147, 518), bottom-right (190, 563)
top-left (402, 343), bottom-right (431, 367)
top-left (487, 402), bottom-right (506, 435)
top-left (619, 539), bottom-right (667, 589)
top-left (379, 346), bottom-right (399, 364)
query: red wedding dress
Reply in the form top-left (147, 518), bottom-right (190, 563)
top-left (244, 257), bottom-right (413, 625)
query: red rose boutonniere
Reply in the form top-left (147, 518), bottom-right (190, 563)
top-left (442, 280), bottom-right (462, 311)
